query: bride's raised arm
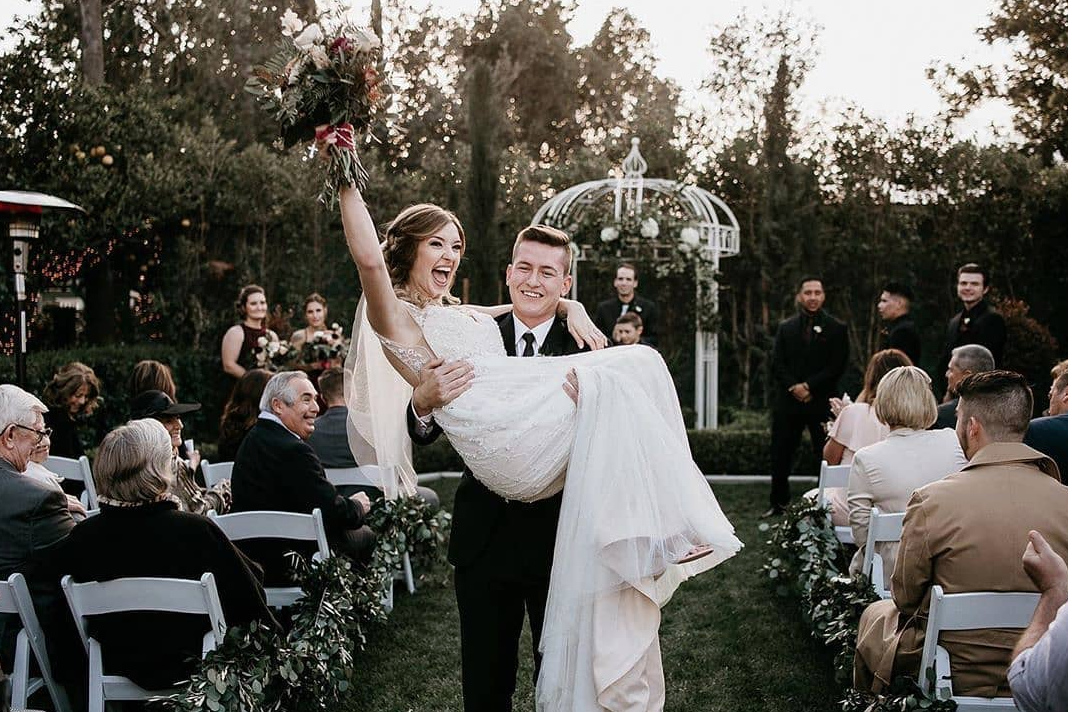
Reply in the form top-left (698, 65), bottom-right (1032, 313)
top-left (340, 186), bottom-right (421, 344)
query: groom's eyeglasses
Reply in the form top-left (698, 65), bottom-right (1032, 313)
top-left (6, 423), bottom-right (53, 444)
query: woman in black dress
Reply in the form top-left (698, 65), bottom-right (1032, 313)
top-left (220, 284), bottom-right (278, 379)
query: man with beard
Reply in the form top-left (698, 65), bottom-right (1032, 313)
top-left (765, 276), bottom-right (849, 517)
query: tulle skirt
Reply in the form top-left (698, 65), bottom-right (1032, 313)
top-left (435, 344), bottom-right (742, 711)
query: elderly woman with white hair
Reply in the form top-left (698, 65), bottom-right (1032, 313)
top-left (847, 366), bottom-right (968, 585)
top-left (45, 418), bottom-right (277, 691)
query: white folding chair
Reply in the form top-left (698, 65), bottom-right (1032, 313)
top-left (0, 573), bottom-right (72, 712)
top-left (860, 507), bottom-right (905, 599)
top-left (61, 572), bottom-right (227, 712)
top-left (200, 460), bottom-right (233, 488)
top-left (324, 465), bottom-right (416, 595)
top-left (208, 508), bottom-right (330, 608)
top-left (919, 584), bottom-right (1039, 711)
top-left (44, 455), bottom-right (98, 509)
top-left (816, 460), bottom-right (854, 544)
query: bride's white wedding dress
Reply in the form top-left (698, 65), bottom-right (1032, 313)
top-left (348, 300), bottom-right (742, 712)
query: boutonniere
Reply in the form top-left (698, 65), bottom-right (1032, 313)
top-left (813, 325), bottom-right (823, 334)
top-left (634, 305), bottom-right (642, 313)
top-left (963, 317), bottom-right (971, 325)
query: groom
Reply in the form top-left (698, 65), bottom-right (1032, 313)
top-left (407, 225), bottom-right (584, 711)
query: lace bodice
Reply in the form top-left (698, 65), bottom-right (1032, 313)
top-left (376, 302), bottom-right (506, 371)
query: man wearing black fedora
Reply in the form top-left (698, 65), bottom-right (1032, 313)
top-left (130, 389), bottom-right (232, 514)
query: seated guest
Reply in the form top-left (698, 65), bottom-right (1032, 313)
top-left (1009, 530), bottom-right (1068, 712)
top-left (217, 368), bottom-right (272, 462)
top-left (24, 429), bottom-right (87, 521)
top-left (0, 385), bottom-right (77, 673)
top-left (1024, 359), bottom-right (1068, 482)
top-left (855, 371), bottom-right (1068, 697)
top-left (307, 368), bottom-right (439, 507)
top-left (846, 366), bottom-right (967, 586)
top-left (42, 361), bottom-right (101, 459)
top-left (42, 362), bottom-right (101, 499)
top-left (46, 419), bottom-right (277, 691)
top-left (819, 349), bottom-right (911, 526)
top-left (611, 312), bottom-right (645, 347)
top-left (128, 359), bottom-right (176, 400)
top-left (231, 371), bottom-right (373, 585)
top-left (131, 390), bottom-right (231, 514)
top-left (932, 344), bottom-right (995, 429)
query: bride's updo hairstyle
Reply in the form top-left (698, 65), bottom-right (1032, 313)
top-left (382, 203), bottom-right (465, 306)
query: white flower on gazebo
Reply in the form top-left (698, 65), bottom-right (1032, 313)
top-left (600, 226), bottom-right (619, 243)
top-left (640, 218), bottom-right (659, 238)
top-left (679, 227), bottom-right (701, 248)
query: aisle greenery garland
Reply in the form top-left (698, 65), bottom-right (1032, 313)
top-left (163, 496), bottom-right (450, 711)
top-left (762, 499), bottom-right (955, 710)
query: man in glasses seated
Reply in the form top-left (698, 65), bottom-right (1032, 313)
top-left (0, 384), bottom-right (78, 678)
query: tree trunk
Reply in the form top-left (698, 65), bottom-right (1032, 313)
top-left (78, 0), bottom-right (104, 85)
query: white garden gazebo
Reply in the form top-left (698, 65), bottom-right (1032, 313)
top-left (531, 138), bottom-right (741, 429)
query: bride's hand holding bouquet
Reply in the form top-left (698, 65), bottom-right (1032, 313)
top-left (246, 7), bottom-right (395, 203)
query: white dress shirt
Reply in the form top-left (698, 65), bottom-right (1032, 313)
top-left (512, 314), bottom-right (555, 356)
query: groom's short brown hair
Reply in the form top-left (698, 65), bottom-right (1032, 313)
top-left (512, 225), bottom-right (573, 274)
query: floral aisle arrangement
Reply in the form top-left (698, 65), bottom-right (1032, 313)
top-left (300, 323), bottom-right (347, 369)
top-left (246, 7), bottom-right (395, 203)
top-left (761, 501), bottom-right (950, 710)
top-left (164, 496), bottom-right (450, 711)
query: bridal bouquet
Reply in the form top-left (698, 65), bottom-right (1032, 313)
top-left (246, 8), bottom-right (394, 203)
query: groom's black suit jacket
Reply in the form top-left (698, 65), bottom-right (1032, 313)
top-left (407, 312), bottom-right (583, 579)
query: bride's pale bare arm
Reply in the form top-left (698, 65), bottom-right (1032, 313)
top-left (340, 186), bottom-right (420, 342)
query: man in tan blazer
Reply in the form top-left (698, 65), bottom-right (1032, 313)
top-left (854, 370), bottom-right (1068, 697)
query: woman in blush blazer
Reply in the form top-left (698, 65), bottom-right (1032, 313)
top-left (847, 366), bottom-right (968, 586)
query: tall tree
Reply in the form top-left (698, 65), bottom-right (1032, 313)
top-left (932, 0), bottom-right (1068, 165)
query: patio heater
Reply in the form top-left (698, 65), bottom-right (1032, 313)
top-left (0, 191), bottom-right (85, 387)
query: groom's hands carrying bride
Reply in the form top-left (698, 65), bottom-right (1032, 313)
top-left (412, 358), bottom-right (475, 417)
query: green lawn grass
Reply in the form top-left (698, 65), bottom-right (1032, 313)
top-left (350, 481), bottom-right (841, 712)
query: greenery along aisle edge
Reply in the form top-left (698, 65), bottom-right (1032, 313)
top-left (163, 496), bottom-right (450, 712)
top-left (762, 499), bottom-right (956, 710)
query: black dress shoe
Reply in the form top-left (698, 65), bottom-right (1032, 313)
top-left (760, 507), bottom-right (784, 518)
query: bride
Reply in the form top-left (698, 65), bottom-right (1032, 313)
top-left (340, 185), bottom-right (742, 711)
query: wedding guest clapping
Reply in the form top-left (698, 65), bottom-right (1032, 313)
top-left (221, 284), bottom-right (277, 379)
top-left (820, 349), bottom-right (911, 526)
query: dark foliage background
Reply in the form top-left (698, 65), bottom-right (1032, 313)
top-left (2, 0), bottom-right (1065, 418)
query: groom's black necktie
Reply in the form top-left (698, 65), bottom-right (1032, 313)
top-left (521, 332), bottom-right (537, 357)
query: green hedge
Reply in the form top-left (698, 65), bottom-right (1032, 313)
top-left (4, 348), bottom-right (820, 476)
top-left (0, 346), bottom-right (228, 448)
top-left (415, 428), bottom-right (820, 476)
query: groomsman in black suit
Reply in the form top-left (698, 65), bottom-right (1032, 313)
top-left (877, 281), bottom-right (921, 366)
top-left (407, 225), bottom-right (586, 712)
top-left (937, 263), bottom-right (1007, 394)
top-left (594, 262), bottom-right (659, 346)
top-left (766, 276), bottom-right (849, 516)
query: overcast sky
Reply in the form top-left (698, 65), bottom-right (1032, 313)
top-left (0, 0), bottom-right (1017, 142)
